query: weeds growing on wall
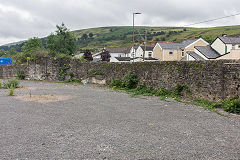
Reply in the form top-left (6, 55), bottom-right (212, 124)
top-left (17, 71), bottom-right (26, 80)
top-left (109, 73), bottom-right (188, 100)
top-left (109, 73), bottom-right (240, 115)
top-left (65, 72), bottom-right (81, 83)
top-left (90, 69), bottom-right (105, 76)
top-left (59, 64), bottom-right (70, 81)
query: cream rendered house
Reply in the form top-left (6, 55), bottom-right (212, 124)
top-left (153, 38), bottom-right (209, 61)
top-left (187, 36), bottom-right (240, 61)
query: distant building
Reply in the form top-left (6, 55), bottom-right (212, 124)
top-left (186, 36), bottom-right (240, 61)
top-left (134, 46), bottom-right (154, 58)
top-left (153, 38), bottom-right (209, 61)
top-left (92, 47), bottom-right (129, 62)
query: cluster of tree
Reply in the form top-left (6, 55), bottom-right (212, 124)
top-left (79, 32), bottom-right (94, 41)
top-left (13, 23), bottom-right (77, 64)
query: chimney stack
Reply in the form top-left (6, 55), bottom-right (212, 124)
top-left (222, 33), bottom-right (227, 37)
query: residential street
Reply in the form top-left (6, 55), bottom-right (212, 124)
top-left (0, 81), bottom-right (239, 159)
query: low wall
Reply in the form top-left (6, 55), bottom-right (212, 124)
top-left (0, 58), bottom-right (239, 101)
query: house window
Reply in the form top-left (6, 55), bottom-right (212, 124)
top-left (181, 51), bottom-right (184, 57)
top-left (148, 53), bottom-right (152, 57)
top-left (169, 51), bottom-right (173, 55)
top-left (232, 45), bottom-right (235, 50)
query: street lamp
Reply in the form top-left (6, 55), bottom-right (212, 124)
top-left (132, 12), bottom-right (141, 62)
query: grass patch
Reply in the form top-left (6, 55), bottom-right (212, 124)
top-left (8, 86), bottom-right (15, 96)
top-left (3, 78), bottom-right (20, 89)
top-left (192, 98), bottom-right (240, 115)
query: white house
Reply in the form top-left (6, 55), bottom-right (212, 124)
top-left (211, 36), bottom-right (240, 55)
top-left (92, 47), bottom-right (129, 62)
top-left (134, 46), bottom-right (154, 58)
top-left (186, 36), bottom-right (240, 61)
top-left (127, 46), bottom-right (139, 57)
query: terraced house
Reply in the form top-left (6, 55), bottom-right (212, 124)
top-left (187, 36), bottom-right (240, 61)
top-left (153, 38), bottom-right (209, 61)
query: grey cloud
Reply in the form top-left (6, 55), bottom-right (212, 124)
top-left (0, 0), bottom-right (240, 45)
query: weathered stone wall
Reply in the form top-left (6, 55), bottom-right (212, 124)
top-left (0, 58), bottom-right (239, 101)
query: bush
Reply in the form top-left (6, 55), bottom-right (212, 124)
top-left (110, 79), bottom-right (124, 89)
top-left (91, 69), bottom-right (104, 76)
top-left (124, 73), bottom-right (139, 89)
top-left (66, 72), bottom-right (80, 83)
top-left (223, 99), bottom-right (240, 114)
top-left (4, 78), bottom-right (20, 89)
top-left (174, 84), bottom-right (191, 96)
top-left (8, 86), bottom-right (15, 96)
top-left (17, 71), bottom-right (26, 80)
top-left (156, 86), bottom-right (171, 97)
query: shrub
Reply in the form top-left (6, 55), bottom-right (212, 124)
top-left (66, 72), bottom-right (80, 83)
top-left (134, 85), bottom-right (157, 96)
top-left (110, 79), bottom-right (124, 89)
top-left (8, 86), bottom-right (15, 96)
top-left (174, 84), bottom-right (191, 96)
top-left (4, 78), bottom-right (20, 89)
top-left (91, 69), bottom-right (104, 76)
top-left (124, 73), bottom-right (139, 89)
top-left (17, 71), bottom-right (26, 80)
top-left (223, 99), bottom-right (240, 114)
top-left (156, 86), bottom-right (171, 97)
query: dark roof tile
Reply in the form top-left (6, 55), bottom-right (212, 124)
top-left (218, 36), bottom-right (240, 44)
top-left (195, 46), bottom-right (220, 59)
top-left (187, 52), bottom-right (205, 61)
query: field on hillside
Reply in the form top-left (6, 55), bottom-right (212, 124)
top-left (73, 25), bottom-right (240, 50)
top-left (1, 25), bottom-right (240, 52)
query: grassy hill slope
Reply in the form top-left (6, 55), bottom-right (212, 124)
top-left (73, 25), bottom-right (240, 50)
top-left (1, 25), bottom-right (240, 52)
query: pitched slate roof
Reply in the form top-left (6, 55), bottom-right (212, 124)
top-left (195, 46), bottom-right (221, 59)
top-left (140, 46), bottom-right (154, 51)
top-left (105, 47), bottom-right (129, 53)
top-left (158, 42), bottom-right (184, 50)
top-left (187, 52), bottom-right (205, 61)
top-left (126, 46), bottom-right (139, 53)
top-left (157, 39), bottom-right (206, 50)
top-left (182, 39), bottom-right (198, 48)
top-left (218, 36), bottom-right (240, 44)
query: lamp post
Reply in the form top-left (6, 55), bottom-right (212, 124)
top-left (132, 12), bottom-right (141, 62)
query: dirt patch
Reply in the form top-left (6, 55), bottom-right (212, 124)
top-left (15, 94), bottom-right (71, 103)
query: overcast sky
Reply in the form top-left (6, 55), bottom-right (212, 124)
top-left (0, 0), bottom-right (240, 45)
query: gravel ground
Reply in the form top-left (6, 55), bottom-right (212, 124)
top-left (0, 81), bottom-right (239, 160)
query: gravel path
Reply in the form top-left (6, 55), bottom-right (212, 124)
top-left (0, 81), bottom-right (239, 159)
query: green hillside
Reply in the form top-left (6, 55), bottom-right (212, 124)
top-left (1, 25), bottom-right (240, 53)
top-left (73, 25), bottom-right (240, 50)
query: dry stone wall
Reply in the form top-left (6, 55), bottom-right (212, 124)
top-left (0, 58), bottom-right (239, 101)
